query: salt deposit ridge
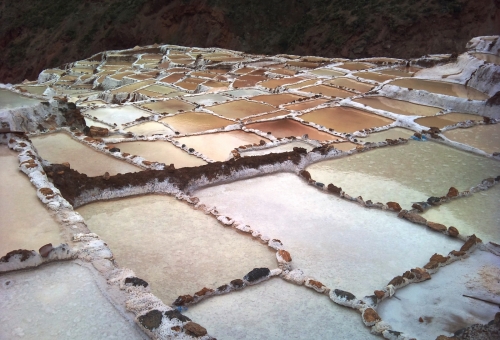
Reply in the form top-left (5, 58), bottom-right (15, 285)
top-left (0, 36), bottom-right (499, 340)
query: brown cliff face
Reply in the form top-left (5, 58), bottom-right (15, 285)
top-left (1, 0), bottom-right (499, 84)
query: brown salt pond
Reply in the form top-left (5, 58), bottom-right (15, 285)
top-left (270, 68), bottom-right (297, 76)
top-left (160, 111), bottom-right (232, 133)
top-left (389, 78), bottom-right (489, 100)
top-left (209, 100), bottom-right (274, 119)
top-left (353, 96), bottom-right (441, 116)
top-left (284, 98), bottom-right (329, 111)
top-left (175, 78), bottom-right (205, 91)
top-left (141, 99), bottom-right (195, 114)
top-left (244, 110), bottom-right (290, 122)
top-left (358, 128), bottom-right (415, 143)
top-left (77, 194), bottom-right (276, 304)
top-left (415, 113), bottom-right (482, 128)
top-left (300, 85), bottom-right (354, 98)
top-left (379, 66), bottom-right (421, 77)
top-left (107, 141), bottom-right (206, 168)
top-left (124, 122), bottom-right (174, 137)
top-left (110, 80), bottom-right (155, 94)
top-left (233, 75), bottom-right (267, 88)
top-left (250, 93), bottom-right (305, 106)
top-left (175, 131), bottom-right (269, 161)
top-left (31, 133), bottom-right (141, 176)
top-left (301, 107), bottom-right (394, 133)
top-left (259, 77), bottom-right (305, 89)
top-left (326, 78), bottom-right (374, 92)
top-left (159, 73), bottom-right (185, 83)
top-left (443, 123), bottom-right (500, 154)
top-left (246, 119), bottom-right (336, 141)
top-left (353, 71), bottom-right (396, 82)
top-left (471, 53), bottom-right (500, 65)
top-left (0, 146), bottom-right (63, 256)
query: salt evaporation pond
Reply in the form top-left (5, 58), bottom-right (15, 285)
top-left (353, 96), bottom-right (441, 116)
top-left (389, 78), bottom-right (489, 100)
top-left (141, 99), bottom-right (195, 114)
top-left (84, 118), bottom-right (113, 129)
top-left (0, 89), bottom-right (39, 109)
top-left (209, 100), bottom-right (274, 119)
top-left (160, 111), bottom-right (232, 134)
top-left (124, 121), bottom-right (175, 136)
top-left (175, 131), bottom-right (268, 161)
top-left (444, 124), bottom-right (500, 154)
top-left (377, 250), bottom-right (500, 339)
top-left (241, 141), bottom-right (314, 156)
top-left (0, 146), bottom-right (62, 255)
top-left (194, 173), bottom-right (461, 297)
top-left (107, 141), bottom-right (206, 168)
top-left (306, 141), bottom-right (500, 211)
top-left (245, 119), bottom-right (336, 141)
top-left (0, 262), bottom-right (146, 339)
top-left (358, 128), bottom-right (415, 143)
top-left (184, 278), bottom-right (376, 340)
top-left (78, 195), bottom-right (276, 304)
top-left (31, 133), bottom-right (141, 176)
top-left (89, 106), bottom-right (152, 126)
top-left (415, 113), bottom-right (482, 128)
top-left (421, 185), bottom-right (500, 242)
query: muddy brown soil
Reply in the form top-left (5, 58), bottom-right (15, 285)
top-left (1, 0), bottom-right (499, 84)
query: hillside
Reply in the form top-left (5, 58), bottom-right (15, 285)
top-left (0, 0), bottom-right (499, 83)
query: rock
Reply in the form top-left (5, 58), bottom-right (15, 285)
top-left (83, 126), bottom-right (90, 135)
top-left (427, 221), bottom-right (447, 232)
top-left (362, 308), bottom-right (381, 326)
top-left (173, 295), bottom-right (194, 306)
top-left (89, 126), bottom-right (108, 137)
top-left (109, 147), bottom-right (120, 153)
top-left (278, 249), bottom-right (292, 262)
top-left (217, 284), bottom-right (229, 292)
top-left (103, 172), bottom-right (110, 180)
top-left (427, 196), bottom-right (442, 205)
top-left (124, 277), bottom-right (148, 287)
top-left (293, 147), bottom-right (307, 154)
top-left (230, 279), bottom-right (244, 288)
top-left (259, 139), bottom-right (266, 146)
top-left (388, 276), bottom-right (405, 286)
top-left (435, 336), bottom-right (458, 340)
top-left (305, 279), bottom-right (327, 293)
top-left (315, 182), bottom-right (324, 188)
top-left (244, 267), bottom-right (270, 283)
top-left (61, 162), bottom-right (70, 168)
top-left (299, 170), bottom-right (311, 180)
top-left (39, 187), bottom-right (55, 197)
top-left (165, 310), bottom-right (191, 322)
top-left (409, 268), bottom-right (431, 281)
top-left (138, 309), bottom-right (163, 330)
top-left (38, 243), bottom-right (53, 257)
top-left (460, 234), bottom-right (481, 252)
top-left (1, 249), bottom-right (35, 262)
top-left (332, 289), bottom-right (356, 301)
top-left (430, 253), bottom-right (449, 264)
top-left (374, 290), bottom-right (386, 300)
top-left (448, 226), bottom-right (459, 237)
top-left (387, 202), bottom-right (402, 212)
top-left (184, 322), bottom-right (207, 337)
top-left (327, 183), bottom-right (342, 195)
top-left (446, 187), bottom-right (459, 198)
top-left (398, 210), bottom-right (427, 225)
top-left (194, 287), bottom-right (214, 297)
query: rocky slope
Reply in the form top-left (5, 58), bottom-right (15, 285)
top-left (1, 0), bottom-right (499, 84)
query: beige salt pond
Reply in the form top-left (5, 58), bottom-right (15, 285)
top-left (209, 100), bottom-right (274, 119)
top-left (307, 141), bottom-right (500, 210)
top-left (389, 78), bottom-right (489, 100)
top-left (124, 122), bottom-right (174, 137)
top-left (300, 85), bottom-right (354, 98)
top-left (415, 113), bottom-right (482, 128)
top-left (31, 133), bottom-right (141, 176)
top-left (160, 111), bottom-right (232, 133)
top-left (353, 71), bottom-right (396, 82)
top-left (175, 131), bottom-right (268, 161)
top-left (0, 146), bottom-right (63, 256)
top-left (285, 79), bottom-right (318, 89)
top-left (246, 119), bottom-right (337, 141)
top-left (107, 141), bottom-right (206, 168)
top-left (443, 123), bottom-right (500, 154)
top-left (249, 93), bottom-right (305, 106)
top-left (301, 107), bottom-right (394, 133)
top-left (159, 73), bottom-right (185, 83)
top-left (77, 194), bottom-right (275, 305)
top-left (110, 80), bottom-right (155, 94)
top-left (471, 53), bottom-right (500, 65)
top-left (358, 128), bottom-right (415, 143)
top-left (309, 68), bottom-right (345, 77)
top-left (337, 62), bottom-right (374, 71)
top-left (353, 96), bottom-right (441, 116)
top-left (244, 110), bottom-right (290, 122)
top-left (380, 66), bottom-right (421, 77)
top-left (326, 78), bottom-right (374, 92)
top-left (241, 141), bottom-right (314, 156)
top-left (141, 99), bottom-right (195, 114)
